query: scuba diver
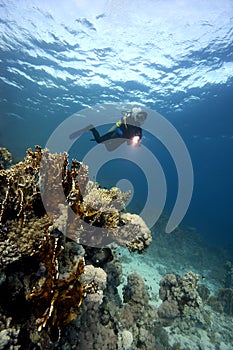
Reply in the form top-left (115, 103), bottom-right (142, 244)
top-left (69, 107), bottom-right (147, 151)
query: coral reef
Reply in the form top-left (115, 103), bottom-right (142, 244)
top-left (40, 146), bottom-right (151, 250)
top-left (0, 146), bottom-right (152, 270)
top-left (0, 328), bottom-right (19, 350)
top-left (118, 329), bottom-right (133, 350)
top-left (4, 146), bottom-right (229, 349)
top-left (121, 273), bottom-right (159, 349)
top-left (26, 234), bottom-right (95, 342)
top-left (67, 268), bottom-right (161, 350)
top-left (0, 146), bottom-right (46, 231)
top-left (123, 272), bottom-right (149, 306)
top-left (0, 146), bottom-right (154, 349)
top-left (118, 213), bottom-right (152, 253)
top-left (158, 271), bottom-right (202, 325)
top-left (0, 216), bottom-right (51, 268)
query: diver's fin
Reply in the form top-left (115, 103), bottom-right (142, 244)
top-left (69, 124), bottom-right (93, 140)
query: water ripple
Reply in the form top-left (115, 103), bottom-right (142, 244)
top-left (0, 0), bottom-right (232, 114)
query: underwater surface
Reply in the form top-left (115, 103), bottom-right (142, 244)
top-left (0, 1), bottom-right (233, 349)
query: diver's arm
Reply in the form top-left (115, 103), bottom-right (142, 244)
top-left (108, 114), bottom-right (126, 132)
top-left (122, 114), bottom-right (128, 127)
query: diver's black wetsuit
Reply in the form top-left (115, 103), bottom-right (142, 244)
top-left (90, 123), bottom-right (142, 143)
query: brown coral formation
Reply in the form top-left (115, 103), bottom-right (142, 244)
top-left (158, 271), bottom-right (202, 325)
top-left (27, 234), bottom-right (95, 342)
top-left (36, 146), bottom-right (151, 250)
top-left (0, 146), bottom-right (151, 270)
top-left (0, 146), bottom-right (153, 348)
top-left (0, 146), bottom-right (46, 230)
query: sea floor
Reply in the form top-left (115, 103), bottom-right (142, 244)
top-left (118, 222), bottom-right (233, 350)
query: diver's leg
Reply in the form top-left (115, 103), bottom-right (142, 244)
top-left (90, 128), bottom-right (116, 143)
top-left (90, 128), bottom-right (101, 142)
top-left (90, 127), bottom-right (125, 151)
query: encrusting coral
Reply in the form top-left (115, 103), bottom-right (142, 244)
top-left (158, 271), bottom-right (202, 325)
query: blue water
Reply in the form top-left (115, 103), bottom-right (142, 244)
top-left (0, 0), bottom-right (233, 246)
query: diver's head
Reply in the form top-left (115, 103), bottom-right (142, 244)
top-left (136, 111), bottom-right (147, 124)
top-left (131, 107), bottom-right (147, 124)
